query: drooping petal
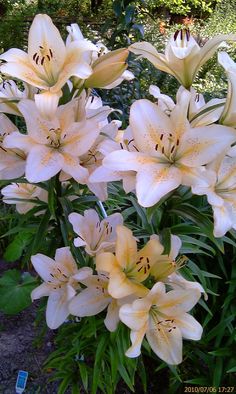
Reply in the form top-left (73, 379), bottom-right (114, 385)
top-left (175, 313), bottom-right (203, 340)
top-left (212, 203), bottom-right (233, 237)
top-left (129, 42), bottom-right (176, 77)
top-left (25, 145), bottom-right (63, 182)
top-left (46, 289), bottom-right (69, 329)
top-left (104, 300), bottom-right (120, 332)
top-left (136, 164), bottom-right (182, 207)
top-left (31, 283), bottom-right (51, 300)
top-left (125, 324), bottom-right (148, 358)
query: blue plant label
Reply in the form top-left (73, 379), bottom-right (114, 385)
top-left (15, 370), bottom-right (28, 392)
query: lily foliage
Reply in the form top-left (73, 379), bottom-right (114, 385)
top-left (0, 15), bottom-right (236, 393)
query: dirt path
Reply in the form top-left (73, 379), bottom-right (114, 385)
top-left (0, 305), bottom-right (60, 394)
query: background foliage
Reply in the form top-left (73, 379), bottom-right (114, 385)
top-left (0, 0), bottom-right (236, 393)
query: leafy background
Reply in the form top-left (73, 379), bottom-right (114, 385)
top-left (0, 0), bottom-right (236, 393)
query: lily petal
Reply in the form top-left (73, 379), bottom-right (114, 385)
top-left (25, 145), bottom-right (63, 182)
top-left (136, 164), bottom-right (182, 207)
top-left (69, 287), bottom-right (110, 316)
top-left (175, 312), bottom-right (203, 340)
top-left (46, 289), bottom-right (69, 329)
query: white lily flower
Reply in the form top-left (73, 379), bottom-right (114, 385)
top-left (31, 247), bottom-right (93, 329)
top-left (67, 23), bottom-right (134, 89)
top-left (59, 95), bottom-right (120, 200)
top-left (119, 282), bottom-right (202, 364)
top-left (0, 114), bottom-right (26, 180)
top-left (68, 209), bottom-right (123, 256)
top-left (0, 80), bottom-right (37, 116)
top-left (0, 15), bottom-right (97, 104)
top-left (102, 90), bottom-right (235, 207)
top-left (69, 273), bottom-right (134, 332)
top-left (3, 99), bottom-right (111, 183)
top-left (192, 154), bottom-right (236, 237)
top-left (129, 29), bottom-right (236, 88)
top-left (96, 225), bottom-right (164, 298)
top-left (1, 182), bottom-right (48, 214)
top-left (89, 126), bottom-right (137, 195)
top-left (218, 52), bottom-right (236, 127)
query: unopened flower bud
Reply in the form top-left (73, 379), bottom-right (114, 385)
top-left (84, 48), bottom-right (129, 88)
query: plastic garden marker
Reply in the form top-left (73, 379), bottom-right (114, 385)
top-left (15, 370), bottom-right (28, 394)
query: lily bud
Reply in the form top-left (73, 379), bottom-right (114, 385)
top-left (85, 48), bottom-right (129, 88)
top-left (151, 255), bottom-right (187, 281)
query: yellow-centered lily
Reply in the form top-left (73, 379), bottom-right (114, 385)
top-left (129, 29), bottom-right (236, 88)
top-left (96, 225), bottom-right (164, 298)
top-left (1, 182), bottom-right (48, 214)
top-left (69, 209), bottom-right (123, 256)
top-left (0, 14), bottom-right (97, 104)
top-left (102, 89), bottom-right (236, 207)
top-left (3, 99), bottom-right (111, 183)
top-left (192, 151), bottom-right (236, 237)
top-left (119, 282), bottom-right (202, 364)
top-left (31, 247), bottom-right (92, 329)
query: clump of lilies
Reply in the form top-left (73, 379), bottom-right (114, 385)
top-left (1, 15), bottom-right (236, 366)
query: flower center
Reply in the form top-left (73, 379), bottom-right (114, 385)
top-left (32, 45), bottom-right (56, 84)
top-left (46, 127), bottom-right (62, 148)
top-left (92, 221), bottom-right (113, 250)
top-left (153, 132), bottom-right (180, 163)
top-left (173, 28), bottom-right (191, 47)
top-left (150, 307), bottom-right (177, 333)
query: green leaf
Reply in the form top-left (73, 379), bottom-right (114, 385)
top-left (3, 231), bottom-right (34, 262)
top-left (48, 176), bottom-right (57, 218)
top-left (227, 366), bottom-right (236, 373)
top-left (208, 347), bottom-right (232, 356)
top-left (213, 358), bottom-right (223, 387)
top-left (184, 378), bottom-right (209, 385)
top-left (78, 362), bottom-right (88, 391)
top-left (0, 269), bottom-right (37, 314)
top-left (161, 227), bottom-right (171, 255)
top-left (31, 210), bottom-right (51, 254)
